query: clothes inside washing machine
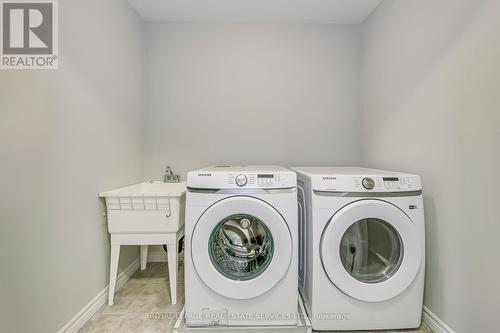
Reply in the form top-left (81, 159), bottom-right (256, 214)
top-left (209, 214), bottom-right (274, 281)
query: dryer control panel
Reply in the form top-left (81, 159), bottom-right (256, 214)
top-left (292, 167), bottom-right (422, 193)
top-left (187, 166), bottom-right (297, 189)
top-left (314, 175), bottom-right (421, 192)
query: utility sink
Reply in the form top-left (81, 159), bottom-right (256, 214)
top-left (99, 181), bottom-right (186, 306)
top-left (99, 181), bottom-right (186, 234)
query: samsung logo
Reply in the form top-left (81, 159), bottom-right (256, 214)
top-left (198, 173), bottom-right (212, 177)
top-left (322, 177), bottom-right (336, 180)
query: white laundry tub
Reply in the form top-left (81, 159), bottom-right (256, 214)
top-left (99, 181), bottom-right (187, 306)
top-left (99, 181), bottom-right (186, 234)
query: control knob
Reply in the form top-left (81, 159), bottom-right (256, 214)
top-left (362, 177), bottom-right (375, 190)
top-left (235, 174), bottom-right (248, 187)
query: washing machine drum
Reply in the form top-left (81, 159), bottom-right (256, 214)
top-left (191, 196), bottom-right (292, 300)
top-left (321, 199), bottom-right (422, 302)
top-left (210, 214), bottom-right (274, 280)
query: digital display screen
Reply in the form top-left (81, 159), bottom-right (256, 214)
top-left (383, 177), bottom-right (399, 181)
top-left (258, 174), bottom-right (274, 178)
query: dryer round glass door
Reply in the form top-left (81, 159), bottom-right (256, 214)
top-left (321, 199), bottom-right (421, 302)
top-left (339, 218), bottom-right (403, 284)
top-left (191, 196), bottom-right (293, 299)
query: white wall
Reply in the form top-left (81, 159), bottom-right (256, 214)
top-left (0, 1), bottom-right (143, 332)
top-left (143, 23), bottom-right (361, 179)
top-left (362, 0), bottom-right (500, 332)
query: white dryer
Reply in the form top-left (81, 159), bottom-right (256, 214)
top-left (292, 167), bottom-right (425, 331)
top-left (185, 166), bottom-right (298, 327)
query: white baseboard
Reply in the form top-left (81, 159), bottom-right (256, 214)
top-left (57, 258), bottom-right (140, 333)
top-left (422, 306), bottom-right (455, 333)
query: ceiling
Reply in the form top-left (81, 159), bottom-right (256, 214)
top-left (128, 0), bottom-right (382, 24)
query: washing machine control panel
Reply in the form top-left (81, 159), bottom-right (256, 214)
top-left (228, 172), bottom-right (290, 188)
top-left (187, 166), bottom-right (297, 189)
top-left (312, 174), bottom-right (421, 192)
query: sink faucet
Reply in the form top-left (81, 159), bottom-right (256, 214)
top-left (164, 166), bottom-right (180, 183)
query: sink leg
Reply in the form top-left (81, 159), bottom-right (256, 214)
top-left (140, 245), bottom-right (148, 270)
top-left (108, 244), bottom-right (120, 306)
top-left (167, 243), bottom-right (178, 304)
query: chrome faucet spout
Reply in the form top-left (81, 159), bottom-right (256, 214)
top-left (165, 166), bottom-right (173, 177)
top-left (164, 166), bottom-right (180, 183)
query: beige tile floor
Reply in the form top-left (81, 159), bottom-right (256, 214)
top-left (79, 263), bottom-right (184, 333)
top-left (79, 263), bottom-right (432, 333)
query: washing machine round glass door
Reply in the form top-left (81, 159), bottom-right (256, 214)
top-left (320, 199), bottom-right (421, 302)
top-left (191, 196), bottom-right (293, 299)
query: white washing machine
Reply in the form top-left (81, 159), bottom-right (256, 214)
top-left (292, 167), bottom-right (425, 331)
top-left (185, 166), bottom-right (298, 327)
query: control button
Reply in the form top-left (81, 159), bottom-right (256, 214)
top-left (362, 177), bottom-right (375, 190)
top-left (235, 174), bottom-right (248, 187)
